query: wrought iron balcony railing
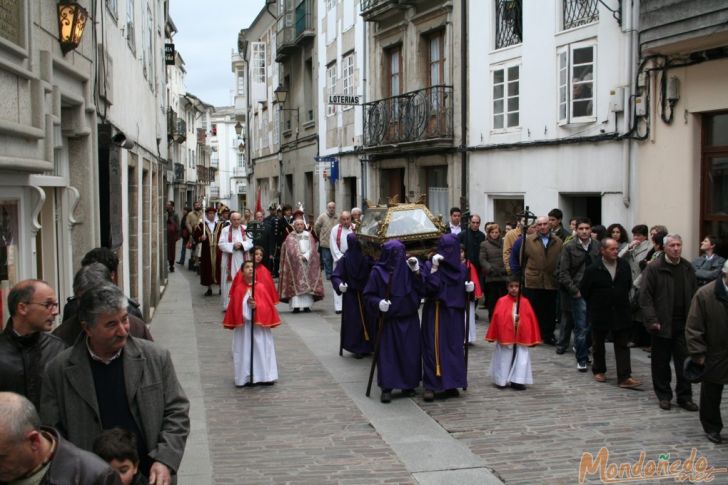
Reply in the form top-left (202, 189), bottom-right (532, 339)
top-left (363, 85), bottom-right (453, 148)
top-left (360, 0), bottom-right (419, 21)
top-left (495, 0), bottom-right (522, 49)
top-left (563, 0), bottom-right (599, 30)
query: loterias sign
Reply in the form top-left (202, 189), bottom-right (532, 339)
top-left (328, 95), bottom-right (360, 105)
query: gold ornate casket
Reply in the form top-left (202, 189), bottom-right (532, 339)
top-left (357, 203), bottom-right (446, 258)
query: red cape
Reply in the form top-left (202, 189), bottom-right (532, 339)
top-left (465, 260), bottom-right (484, 299)
top-left (485, 294), bottom-right (541, 346)
top-left (223, 269), bottom-right (281, 330)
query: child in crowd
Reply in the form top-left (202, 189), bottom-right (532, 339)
top-left (92, 428), bottom-right (147, 485)
top-left (485, 277), bottom-right (542, 390)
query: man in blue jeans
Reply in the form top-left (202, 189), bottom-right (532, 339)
top-left (556, 217), bottom-right (599, 372)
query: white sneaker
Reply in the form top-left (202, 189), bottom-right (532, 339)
top-left (577, 362), bottom-right (588, 372)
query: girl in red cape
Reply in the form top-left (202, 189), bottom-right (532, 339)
top-left (461, 245), bottom-right (483, 343)
top-left (485, 277), bottom-right (541, 390)
top-left (223, 260), bottom-right (280, 387)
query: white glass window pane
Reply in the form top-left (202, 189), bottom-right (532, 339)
top-left (508, 96), bottom-right (519, 112)
top-left (508, 65), bottom-right (519, 80)
top-left (508, 80), bottom-right (519, 95)
top-left (494, 114), bottom-right (504, 129)
top-left (494, 99), bottom-right (504, 114)
top-left (573, 46), bottom-right (593, 64)
top-left (507, 112), bottom-right (519, 127)
top-left (493, 84), bottom-right (504, 99)
top-left (494, 69), bottom-right (504, 84)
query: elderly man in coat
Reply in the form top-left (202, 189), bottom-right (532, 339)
top-left (41, 283), bottom-right (189, 485)
top-left (686, 260), bottom-right (728, 444)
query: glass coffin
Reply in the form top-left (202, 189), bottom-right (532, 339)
top-left (357, 204), bottom-right (445, 257)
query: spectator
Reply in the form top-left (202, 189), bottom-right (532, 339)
top-left (607, 223), bottom-right (629, 253)
top-left (93, 428), bottom-right (147, 485)
top-left (314, 202), bottom-right (338, 279)
top-left (0, 280), bottom-right (66, 409)
top-left (692, 235), bottom-right (725, 287)
top-left (444, 207), bottom-right (463, 235)
top-left (479, 223), bottom-right (507, 319)
top-left (590, 224), bottom-right (607, 243)
top-left (548, 208), bottom-right (569, 241)
top-left (685, 260), bottom-right (728, 444)
top-left (42, 284), bottom-right (190, 482)
top-left (0, 392), bottom-right (120, 485)
top-left (639, 234), bottom-right (698, 411)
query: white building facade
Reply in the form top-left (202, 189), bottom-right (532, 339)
top-left (468, 0), bottom-right (637, 228)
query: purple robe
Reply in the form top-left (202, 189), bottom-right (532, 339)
top-left (421, 234), bottom-right (468, 392)
top-left (331, 234), bottom-right (375, 355)
top-left (363, 240), bottom-right (424, 390)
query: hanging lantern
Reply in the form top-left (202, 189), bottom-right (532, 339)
top-left (57, 1), bottom-right (89, 55)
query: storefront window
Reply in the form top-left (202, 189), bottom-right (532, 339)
top-left (702, 112), bottom-right (728, 258)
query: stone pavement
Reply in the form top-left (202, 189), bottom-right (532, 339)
top-left (152, 263), bottom-right (728, 484)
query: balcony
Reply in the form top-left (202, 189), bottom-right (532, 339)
top-left (640, 1), bottom-right (728, 54)
top-left (360, 0), bottom-right (417, 22)
top-left (276, 0), bottom-right (314, 62)
top-left (197, 165), bottom-right (210, 184)
top-left (363, 85), bottom-right (453, 151)
top-left (233, 166), bottom-right (247, 177)
top-left (174, 163), bottom-right (185, 184)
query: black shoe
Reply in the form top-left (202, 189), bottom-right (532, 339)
top-left (555, 347), bottom-right (566, 355)
top-left (335, 310), bottom-right (342, 314)
top-left (176, 261), bottom-right (184, 265)
top-left (292, 308), bottom-right (300, 314)
top-left (510, 383), bottom-right (526, 391)
top-left (353, 353), bottom-right (364, 359)
top-left (706, 432), bottom-right (722, 444)
top-left (402, 389), bottom-right (416, 397)
top-left (446, 388), bottom-right (460, 397)
top-left (258, 381), bottom-right (275, 386)
top-left (169, 266), bottom-right (174, 272)
top-left (678, 400), bottom-right (699, 412)
top-left (303, 308), bottom-right (311, 313)
top-left (423, 390), bottom-right (435, 402)
top-left (204, 288), bottom-right (212, 296)
top-left (380, 390), bottom-right (392, 403)
top-left (659, 400), bottom-right (671, 410)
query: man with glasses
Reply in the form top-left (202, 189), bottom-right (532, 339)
top-left (0, 280), bottom-right (67, 409)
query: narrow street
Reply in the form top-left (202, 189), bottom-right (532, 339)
top-left (152, 260), bottom-right (728, 485)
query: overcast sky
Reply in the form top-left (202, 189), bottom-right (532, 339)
top-left (170, 1), bottom-right (266, 107)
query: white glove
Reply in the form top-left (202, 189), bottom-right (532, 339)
top-left (406, 257), bottom-right (420, 273)
top-left (465, 281), bottom-right (475, 293)
top-left (378, 299), bottom-right (391, 312)
top-left (432, 254), bottom-right (444, 267)
top-left (339, 283), bottom-right (348, 293)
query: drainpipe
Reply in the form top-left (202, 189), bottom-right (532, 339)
top-left (460, 0), bottom-right (468, 209)
top-left (361, 13), bottom-right (368, 207)
top-left (622, 0), bottom-right (638, 212)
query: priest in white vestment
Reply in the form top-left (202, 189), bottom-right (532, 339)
top-left (329, 211), bottom-right (354, 313)
top-left (219, 211), bottom-right (254, 310)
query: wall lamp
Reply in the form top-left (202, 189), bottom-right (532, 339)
top-left (57, 0), bottom-right (88, 55)
top-left (273, 84), bottom-right (299, 132)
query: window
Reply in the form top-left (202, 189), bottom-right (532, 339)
top-left (327, 62), bottom-right (337, 116)
top-left (237, 152), bottom-right (244, 168)
top-left (251, 42), bottom-right (266, 83)
top-left (236, 70), bottom-right (245, 95)
top-left (106, 0), bottom-right (118, 19)
top-left (325, 0), bottom-right (336, 10)
top-left (562, 0), bottom-right (599, 30)
top-left (558, 43), bottom-right (595, 124)
top-left (342, 52), bottom-right (354, 110)
top-left (428, 31), bottom-right (444, 87)
top-left (143, 3), bottom-right (153, 84)
top-left (386, 46), bottom-right (401, 97)
top-left (492, 64), bottom-right (519, 129)
top-left (126, 0), bottom-right (135, 51)
top-left (495, 0), bottom-right (522, 49)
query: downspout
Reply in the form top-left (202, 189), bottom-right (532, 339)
top-left (460, 0), bottom-right (468, 209)
top-left (622, 0), bottom-right (638, 211)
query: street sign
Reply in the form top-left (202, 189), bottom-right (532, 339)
top-left (165, 43), bottom-right (175, 65)
top-left (327, 95), bottom-right (360, 105)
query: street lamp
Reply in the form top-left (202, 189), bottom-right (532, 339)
top-left (274, 84), bottom-right (289, 105)
top-left (234, 121), bottom-right (243, 136)
top-left (57, 0), bottom-right (88, 55)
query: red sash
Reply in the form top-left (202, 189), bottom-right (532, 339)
top-left (336, 224), bottom-right (343, 250)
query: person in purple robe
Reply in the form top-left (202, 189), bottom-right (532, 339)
top-left (421, 233), bottom-right (474, 402)
top-left (331, 233), bottom-right (375, 358)
top-left (364, 239), bottom-right (425, 404)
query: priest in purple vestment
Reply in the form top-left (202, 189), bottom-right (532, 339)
top-left (363, 240), bottom-right (425, 404)
top-left (421, 234), bottom-right (474, 401)
top-left (331, 233), bottom-right (375, 358)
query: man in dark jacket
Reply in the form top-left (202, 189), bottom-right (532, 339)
top-left (685, 260), bottom-right (728, 444)
top-left (639, 233), bottom-right (698, 411)
top-left (556, 217), bottom-right (599, 368)
top-left (0, 280), bottom-right (66, 410)
top-left (0, 391), bottom-right (121, 485)
top-left (581, 238), bottom-right (641, 388)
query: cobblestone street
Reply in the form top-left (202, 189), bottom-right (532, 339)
top-left (152, 263), bottom-right (728, 485)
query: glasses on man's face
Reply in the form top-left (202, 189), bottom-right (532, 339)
top-left (26, 301), bottom-right (59, 311)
